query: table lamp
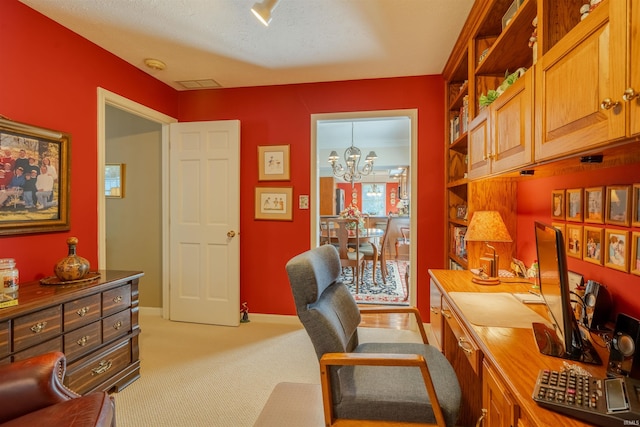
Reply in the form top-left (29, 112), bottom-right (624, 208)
top-left (464, 211), bottom-right (512, 285)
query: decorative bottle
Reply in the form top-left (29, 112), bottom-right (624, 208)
top-left (54, 237), bottom-right (90, 281)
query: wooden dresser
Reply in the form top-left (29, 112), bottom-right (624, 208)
top-left (0, 270), bottom-right (142, 395)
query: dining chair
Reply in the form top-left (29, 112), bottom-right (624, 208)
top-left (332, 218), bottom-right (365, 293)
top-left (359, 215), bottom-right (392, 284)
top-left (396, 224), bottom-right (411, 260)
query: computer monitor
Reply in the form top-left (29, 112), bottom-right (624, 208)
top-left (532, 221), bottom-right (601, 365)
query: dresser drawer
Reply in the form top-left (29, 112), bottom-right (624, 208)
top-left (13, 306), bottom-right (62, 352)
top-left (65, 340), bottom-right (131, 395)
top-left (0, 320), bottom-right (10, 358)
top-left (103, 309), bottom-right (130, 343)
top-left (64, 321), bottom-right (102, 362)
top-left (64, 294), bottom-right (101, 331)
top-left (442, 299), bottom-right (482, 374)
top-left (13, 337), bottom-right (63, 361)
top-left (102, 284), bottom-right (131, 317)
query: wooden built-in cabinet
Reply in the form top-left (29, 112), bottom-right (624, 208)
top-left (0, 270), bottom-right (142, 395)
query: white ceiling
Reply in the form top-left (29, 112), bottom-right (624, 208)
top-left (19, 0), bottom-right (474, 91)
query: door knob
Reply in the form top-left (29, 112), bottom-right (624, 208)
top-left (600, 98), bottom-right (620, 110)
top-left (623, 88), bottom-right (638, 102)
top-left (227, 230), bottom-right (236, 238)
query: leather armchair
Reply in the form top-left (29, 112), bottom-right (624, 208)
top-left (0, 352), bottom-right (115, 427)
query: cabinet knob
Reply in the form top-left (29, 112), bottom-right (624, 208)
top-left (623, 88), bottom-right (639, 102)
top-left (458, 336), bottom-right (474, 354)
top-left (600, 98), bottom-right (620, 110)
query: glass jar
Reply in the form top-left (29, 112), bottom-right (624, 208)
top-left (0, 258), bottom-right (19, 294)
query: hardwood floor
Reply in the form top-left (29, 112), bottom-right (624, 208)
top-left (358, 305), bottom-right (411, 330)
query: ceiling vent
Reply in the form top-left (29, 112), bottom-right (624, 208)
top-left (176, 79), bottom-right (222, 90)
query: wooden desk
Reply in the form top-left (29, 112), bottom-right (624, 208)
top-left (429, 269), bottom-right (609, 427)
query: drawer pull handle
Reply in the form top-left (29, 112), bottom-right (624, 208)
top-left (475, 408), bottom-right (487, 427)
top-left (113, 295), bottom-right (123, 303)
top-left (77, 335), bottom-right (90, 346)
top-left (442, 310), bottom-right (451, 319)
top-left (92, 359), bottom-right (113, 376)
top-left (113, 321), bottom-right (123, 330)
top-left (76, 306), bottom-right (90, 317)
top-left (30, 321), bottom-right (48, 333)
top-left (458, 337), bottom-right (473, 355)
top-left (430, 306), bottom-right (439, 314)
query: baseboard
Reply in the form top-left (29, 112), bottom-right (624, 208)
top-left (137, 306), bottom-right (301, 326)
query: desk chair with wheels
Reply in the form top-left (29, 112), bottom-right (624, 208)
top-left (285, 245), bottom-right (461, 427)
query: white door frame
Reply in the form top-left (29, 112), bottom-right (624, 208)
top-left (310, 109), bottom-right (418, 306)
top-left (97, 88), bottom-right (177, 318)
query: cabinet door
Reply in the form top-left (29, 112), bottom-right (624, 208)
top-left (535, 1), bottom-right (626, 161)
top-left (483, 361), bottom-right (519, 427)
top-left (491, 68), bottom-right (533, 174)
top-left (468, 109), bottom-right (490, 179)
top-left (629, 0), bottom-right (640, 137)
top-left (429, 279), bottom-right (443, 351)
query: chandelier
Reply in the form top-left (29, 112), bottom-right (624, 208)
top-left (328, 123), bottom-right (377, 183)
top-left (366, 184), bottom-right (383, 197)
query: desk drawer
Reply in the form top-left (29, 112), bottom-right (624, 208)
top-left (64, 294), bottom-right (101, 331)
top-left (64, 321), bottom-right (102, 362)
top-left (103, 309), bottom-right (130, 343)
top-left (442, 299), bottom-right (481, 374)
top-left (102, 284), bottom-right (131, 317)
top-left (65, 339), bottom-right (132, 395)
top-left (13, 306), bottom-right (62, 352)
top-left (13, 337), bottom-right (63, 361)
top-left (0, 320), bottom-right (9, 358)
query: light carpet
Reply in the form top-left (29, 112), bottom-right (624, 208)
top-left (340, 260), bottom-right (408, 305)
top-left (114, 312), bottom-right (423, 427)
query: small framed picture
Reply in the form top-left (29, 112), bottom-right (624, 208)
top-left (566, 188), bottom-right (583, 222)
top-left (631, 232), bottom-right (640, 276)
top-left (258, 145), bottom-right (290, 181)
top-left (605, 229), bottom-right (629, 272)
top-left (584, 186), bottom-right (604, 224)
top-left (583, 226), bottom-right (603, 265)
top-left (255, 187), bottom-right (293, 221)
top-left (552, 190), bottom-right (565, 220)
top-left (566, 224), bottom-right (583, 259)
top-left (606, 185), bottom-right (631, 226)
top-left (632, 184), bottom-right (640, 227)
top-left (105, 163), bottom-right (125, 198)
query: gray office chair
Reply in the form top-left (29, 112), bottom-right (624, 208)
top-left (285, 245), bottom-right (461, 426)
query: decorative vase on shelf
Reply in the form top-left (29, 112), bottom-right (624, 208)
top-left (54, 237), bottom-right (90, 281)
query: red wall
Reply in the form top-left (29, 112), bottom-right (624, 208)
top-left (516, 163), bottom-right (640, 321)
top-left (177, 77), bottom-right (446, 315)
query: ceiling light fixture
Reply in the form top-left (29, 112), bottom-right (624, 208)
top-left (144, 58), bottom-right (166, 71)
top-left (251, 0), bottom-right (280, 26)
top-left (328, 122), bottom-right (377, 185)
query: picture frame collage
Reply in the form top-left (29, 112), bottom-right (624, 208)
top-left (255, 145), bottom-right (292, 221)
top-left (552, 184), bottom-right (640, 275)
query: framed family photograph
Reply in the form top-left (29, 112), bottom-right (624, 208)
top-left (606, 185), bottom-right (630, 226)
top-left (255, 187), bottom-right (293, 221)
top-left (566, 224), bottom-right (583, 259)
top-left (584, 186), bottom-right (604, 224)
top-left (258, 145), bottom-right (290, 181)
top-left (552, 190), bottom-right (565, 220)
top-left (632, 232), bottom-right (640, 276)
top-left (583, 226), bottom-right (603, 265)
top-left (633, 183), bottom-right (640, 227)
top-left (0, 118), bottom-right (70, 235)
top-left (605, 229), bottom-right (629, 272)
top-left (566, 188), bottom-right (583, 222)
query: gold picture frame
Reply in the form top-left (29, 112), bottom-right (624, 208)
top-left (604, 229), bottom-right (629, 272)
top-left (551, 189), bottom-right (565, 220)
top-left (633, 183), bottom-right (640, 227)
top-left (258, 145), bottom-right (290, 181)
top-left (632, 232), bottom-right (640, 276)
top-left (584, 186), bottom-right (604, 224)
top-left (255, 187), bottom-right (293, 221)
top-left (583, 226), bottom-right (603, 265)
top-left (565, 224), bottom-right (583, 259)
top-left (566, 188), bottom-right (583, 222)
top-left (606, 185), bottom-right (631, 226)
top-left (105, 163), bottom-right (125, 198)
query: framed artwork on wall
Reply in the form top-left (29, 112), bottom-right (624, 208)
top-left (584, 186), bottom-right (604, 224)
top-left (633, 184), bottom-right (640, 227)
top-left (606, 185), bottom-right (631, 226)
top-left (105, 164), bottom-right (125, 198)
top-left (255, 187), bottom-right (293, 221)
top-left (604, 229), bottom-right (629, 272)
top-left (0, 118), bottom-right (70, 235)
top-left (566, 188), bottom-right (583, 222)
top-left (258, 145), bottom-right (290, 181)
top-left (632, 232), bottom-right (640, 276)
top-left (551, 190), bottom-right (565, 220)
top-left (583, 226), bottom-right (603, 265)
top-left (566, 224), bottom-right (583, 259)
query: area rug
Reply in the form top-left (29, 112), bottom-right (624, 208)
top-left (340, 260), bottom-right (408, 305)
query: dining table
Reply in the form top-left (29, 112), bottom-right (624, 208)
top-left (320, 227), bottom-right (385, 284)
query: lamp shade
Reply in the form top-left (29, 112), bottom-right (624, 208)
top-left (465, 211), bottom-right (512, 243)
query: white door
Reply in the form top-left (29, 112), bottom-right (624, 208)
top-left (169, 120), bottom-right (240, 326)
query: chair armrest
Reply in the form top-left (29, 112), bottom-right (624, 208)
top-left (0, 352), bottom-right (79, 424)
top-left (358, 306), bottom-right (428, 344)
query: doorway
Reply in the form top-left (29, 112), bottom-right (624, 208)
top-left (311, 109), bottom-right (417, 306)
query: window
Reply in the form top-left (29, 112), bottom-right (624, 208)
top-left (362, 184), bottom-right (386, 216)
